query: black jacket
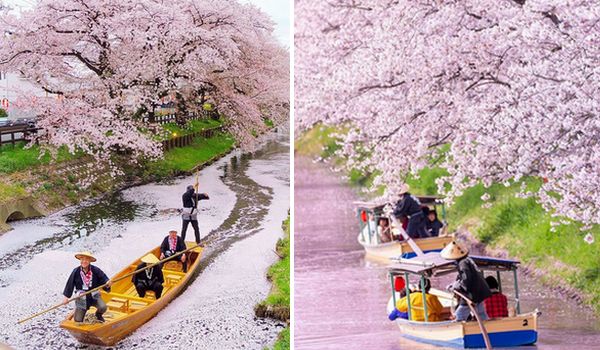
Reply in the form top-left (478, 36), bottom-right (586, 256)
top-left (426, 219), bottom-right (443, 236)
top-left (160, 235), bottom-right (186, 256)
top-left (394, 193), bottom-right (422, 218)
top-left (182, 189), bottom-right (209, 209)
top-left (132, 263), bottom-right (164, 285)
top-left (63, 265), bottom-right (110, 309)
top-left (452, 257), bottom-right (492, 304)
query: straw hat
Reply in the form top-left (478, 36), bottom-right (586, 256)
top-left (141, 253), bottom-right (159, 264)
top-left (399, 183), bottom-right (410, 195)
top-left (440, 241), bottom-right (469, 260)
top-left (75, 251), bottom-right (97, 262)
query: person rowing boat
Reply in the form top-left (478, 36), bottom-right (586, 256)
top-left (62, 252), bottom-right (112, 323)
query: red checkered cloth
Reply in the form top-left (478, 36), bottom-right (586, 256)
top-left (484, 292), bottom-right (508, 318)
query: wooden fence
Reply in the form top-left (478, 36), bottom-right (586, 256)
top-left (0, 124), bottom-right (41, 147)
top-left (162, 126), bottom-right (222, 152)
top-left (143, 110), bottom-right (219, 125)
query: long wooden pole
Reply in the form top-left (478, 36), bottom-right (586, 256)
top-left (17, 244), bottom-right (200, 324)
top-left (453, 290), bottom-right (492, 350)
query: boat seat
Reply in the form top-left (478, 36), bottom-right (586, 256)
top-left (129, 300), bottom-right (148, 312)
top-left (144, 290), bottom-right (156, 301)
top-left (107, 300), bottom-right (127, 312)
top-left (163, 261), bottom-right (183, 272)
top-left (165, 273), bottom-right (182, 286)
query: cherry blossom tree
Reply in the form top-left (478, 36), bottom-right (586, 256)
top-left (0, 0), bottom-right (289, 161)
top-left (295, 0), bottom-right (600, 226)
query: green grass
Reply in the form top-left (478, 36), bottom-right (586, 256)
top-left (270, 327), bottom-right (290, 350)
top-left (0, 142), bottom-right (82, 174)
top-left (264, 118), bottom-right (275, 128)
top-left (145, 133), bottom-right (235, 179)
top-left (161, 119), bottom-right (223, 140)
top-left (264, 215), bottom-right (290, 307)
top-left (295, 124), bottom-right (343, 159)
top-left (298, 125), bottom-right (600, 315)
top-left (0, 182), bottom-right (27, 201)
top-left (261, 214), bottom-right (290, 350)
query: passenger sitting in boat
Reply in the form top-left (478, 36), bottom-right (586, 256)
top-left (395, 279), bottom-right (443, 322)
top-left (441, 241), bottom-right (491, 322)
top-left (132, 254), bottom-right (164, 299)
top-left (62, 251), bottom-right (112, 323)
top-left (160, 230), bottom-right (187, 272)
top-left (388, 289), bottom-right (409, 320)
top-left (394, 184), bottom-right (427, 239)
top-left (425, 210), bottom-right (443, 237)
top-left (377, 217), bottom-right (392, 243)
top-left (484, 276), bottom-right (508, 318)
top-left (360, 213), bottom-right (377, 242)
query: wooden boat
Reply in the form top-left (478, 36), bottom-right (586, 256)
top-left (355, 197), bottom-right (453, 260)
top-left (60, 242), bottom-right (203, 346)
top-left (359, 235), bottom-right (453, 261)
top-left (386, 252), bottom-right (540, 348)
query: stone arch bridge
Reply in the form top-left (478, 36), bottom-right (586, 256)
top-left (0, 197), bottom-right (46, 234)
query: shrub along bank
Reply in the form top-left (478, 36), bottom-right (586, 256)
top-left (296, 126), bottom-right (600, 314)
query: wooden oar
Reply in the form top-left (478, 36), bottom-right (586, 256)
top-left (17, 244), bottom-right (200, 324)
top-left (453, 290), bottom-right (492, 350)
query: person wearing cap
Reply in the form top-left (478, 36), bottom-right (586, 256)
top-left (483, 276), bottom-right (508, 318)
top-left (160, 230), bottom-right (187, 272)
top-left (132, 254), bottom-right (164, 299)
top-left (393, 184), bottom-right (428, 239)
top-left (62, 252), bottom-right (112, 323)
top-left (181, 184), bottom-right (210, 244)
top-left (394, 278), bottom-right (444, 322)
top-left (441, 241), bottom-right (491, 322)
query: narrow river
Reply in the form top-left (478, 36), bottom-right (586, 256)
top-left (294, 156), bottom-right (600, 350)
top-left (0, 132), bottom-right (290, 350)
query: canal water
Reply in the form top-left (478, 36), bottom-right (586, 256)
top-left (294, 156), bottom-right (600, 350)
top-left (0, 132), bottom-right (289, 349)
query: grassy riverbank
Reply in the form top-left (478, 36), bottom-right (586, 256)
top-left (256, 214), bottom-right (290, 350)
top-left (143, 132), bottom-right (235, 180)
top-left (0, 131), bottom-right (236, 232)
top-left (296, 126), bottom-right (600, 314)
top-left (0, 143), bottom-right (82, 174)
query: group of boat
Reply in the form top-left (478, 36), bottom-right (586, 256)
top-left (354, 197), bottom-right (540, 349)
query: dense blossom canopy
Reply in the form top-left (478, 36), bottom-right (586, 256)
top-left (0, 0), bottom-right (289, 160)
top-left (295, 0), bottom-right (600, 226)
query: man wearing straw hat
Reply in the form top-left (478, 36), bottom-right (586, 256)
top-left (132, 253), bottom-right (164, 299)
top-left (393, 184), bottom-right (428, 238)
top-left (62, 251), bottom-right (112, 323)
top-left (441, 241), bottom-right (491, 322)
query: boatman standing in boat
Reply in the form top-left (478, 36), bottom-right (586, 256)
top-left (132, 253), bottom-right (164, 299)
top-left (441, 241), bottom-right (491, 322)
top-left (62, 251), bottom-right (112, 323)
top-left (181, 184), bottom-right (209, 244)
top-left (393, 184), bottom-right (428, 238)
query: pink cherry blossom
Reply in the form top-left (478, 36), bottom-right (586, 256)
top-left (295, 0), bottom-right (600, 226)
top-left (0, 0), bottom-right (289, 161)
